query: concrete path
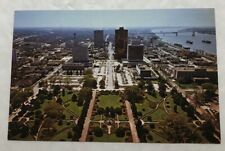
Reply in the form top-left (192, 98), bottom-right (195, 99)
top-left (79, 90), bottom-right (97, 142)
top-left (124, 100), bottom-right (140, 143)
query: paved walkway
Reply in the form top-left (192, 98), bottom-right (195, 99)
top-left (124, 100), bottom-right (140, 143)
top-left (79, 90), bottom-right (97, 142)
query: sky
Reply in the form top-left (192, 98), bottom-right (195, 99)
top-left (14, 9), bottom-right (215, 28)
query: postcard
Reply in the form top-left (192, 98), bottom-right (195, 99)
top-left (8, 9), bottom-right (220, 143)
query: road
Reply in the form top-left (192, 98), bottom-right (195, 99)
top-left (106, 42), bottom-right (114, 90)
top-left (125, 100), bottom-right (140, 143)
top-left (80, 90), bottom-right (97, 142)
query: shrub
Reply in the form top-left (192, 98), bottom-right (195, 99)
top-left (94, 127), bottom-right (103, 137)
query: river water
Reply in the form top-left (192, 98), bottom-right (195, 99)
top-left (151, 28), bottom-right (217, 54)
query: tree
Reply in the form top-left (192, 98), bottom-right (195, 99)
top-left (174, 105), bottom-right (178, 113)
top-left (62, 88), bottom-right (65, 96)
top-left (115, 64), bottom-right (120, 72)
top-left (84, 68), bottom-right (93, 75)
top-left (114, 80), bottom-right (119, 89)
top-left (78, 88), bottom-right (92, 102)
top-left (115, 107), bottom-right (122, 115)
top-left (94, 127), bottom-right (103, 137)
top-left (53, 85), bottom-right (60, 96)
top-left (138, 80), bottom-right (145, 90)
top-left (99, 78), bottom-right (105, 89)
top-left (56, 97), bottom-right (63, 105)
top-left (58, 119), bottom-right (63, 126)
top-left (67, 131), bottom-right (73, 139)
top-left (72, 93), bottom-right (77, 102)
top-left (44, 101), bottom-right (64, 118)
top-left (20, 125), bottom-right (29, 138)
top-left (116, 127), bottom-right (125, 137)
top-left (97, 107), bottom-right (105, 114)
top-left (159, 81), bottom-right (166, 97)
top-left (201, 120), bottom-right (218, 143)
top-left (124, 86), bottom-right (143, 103)
top-left (162, 114), bottom-right (200, 143)
top-left (146, 81), bottom-right (155, 95)
top-left (77, 99), bottom-right (84, 106)
top-left (147, 134), bottom-right (153, 141)
top-left (202, 83), bottom-right (216, 102)
top-left (83, 78), bottom-right (97, 88)
top-left (136, 119), bottom-right (147, 142)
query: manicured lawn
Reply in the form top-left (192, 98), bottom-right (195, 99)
top-left (136, 93), bottom-right (162, 116)
top-left (64, 101), bottom-right (83, 117)
top-left (135, 101), bottom-right (154, 115)
top-left (50, 123), bottom-right (74, 141)
top-left (91, 114), bottom-right (103, 121)
top-left (149, 131), bottom-right (168, 143)
top-left (175, 81), bottom-right (197, 89)
top-left (98, 95), bottom-right (121, 109)
top-left (118, 115), bottom-right (128, 121)
top-left (61, 91), bottom-right (73, 103)
top-left (146, 93), bottom-right (163, 102)
top-left (151, 108), bottom-right (168, 121)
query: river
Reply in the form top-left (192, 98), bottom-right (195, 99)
top-left (151, 28), bottom-right (217, 54)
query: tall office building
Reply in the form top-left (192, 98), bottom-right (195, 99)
top-left (127, 44), bottom-right (144, 62)
top-left (72, 33), bottom-right (89, 62)
top-left (94, 30), bottom-right (104, 48)
top-left (115, 27), bottom-right (128, 59)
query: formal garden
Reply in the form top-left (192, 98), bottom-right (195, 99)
top-left (87, 91), bottom-right (132, 142)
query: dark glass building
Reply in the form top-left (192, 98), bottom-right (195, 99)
top-left (115, 27), bottom-right (128, 59)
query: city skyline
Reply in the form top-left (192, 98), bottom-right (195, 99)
top-left (14, 9), bottom-right (215, 28)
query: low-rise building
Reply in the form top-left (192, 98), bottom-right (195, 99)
top-left (174, 67), bottom-right (217, 83)
top-left (136, 64), bottom-right (152, 79)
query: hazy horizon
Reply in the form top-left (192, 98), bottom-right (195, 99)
top-left (14, 9), bottom-right (215, 28)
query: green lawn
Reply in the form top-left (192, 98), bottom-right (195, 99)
top-left (149, 131), bottom-right (168, 143)
top-left (50, 123), bottom-right (74, 141)
top-left (61, 91), bottom-right (73, 103)
top-left (175, 81), bottom-right (197, 89)
top-left (64, 101), bottom-right (83, 117)
top-left (98, 95), bottom-right (121, 109)
top-left (146, 93), bottom-right (162, 102)
top-left (118, 115), bottom-right (128, 121)
top-left (136, 93), bottom-right (162, 116)
top-left (164, 95), bottom-right (189, 122)
top-left (151, 108), bottom-right (168, 121)
top-left (91, 114), bottom-right (103, 121)
top-left (135, 101), bottom-right (154, 115)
